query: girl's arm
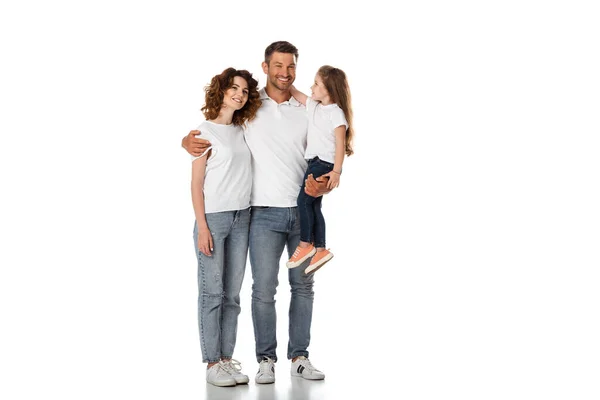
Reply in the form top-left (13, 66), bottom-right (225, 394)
top-left (290, 85), bottom-right (308, 105)
top-left (191, 153), bottom-right (213, 256)
top-left (323, 125), bottom-right (346, 189)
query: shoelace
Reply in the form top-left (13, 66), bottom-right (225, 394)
top-left (213, 361), bottom-right (230, 376)
top-left (292, 248), bottom-right (301, 258)
top-left (222, 359), bottom-right (243, 374)
top-left (259, 357), bottom-right (275, 374)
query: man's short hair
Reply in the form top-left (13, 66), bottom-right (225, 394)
top-left (264, 41), bottom-right (299, 65)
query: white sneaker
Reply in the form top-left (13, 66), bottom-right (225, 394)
top-left (290, 356), bottom-right (325, 380)
top-left (221, 359), bottom-right (249, 384)
top-left (255, 357), bottom-right (276, 384)
top-left (206, 361), bottom-right (236, 387)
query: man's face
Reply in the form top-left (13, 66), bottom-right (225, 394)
top-left (262, 52), bottom-right (296, 91)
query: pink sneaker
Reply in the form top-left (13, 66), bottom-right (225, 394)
top-left (286, 245), bottom-right (317, 269)
top-left (304, 249), bottom-right (333, 274)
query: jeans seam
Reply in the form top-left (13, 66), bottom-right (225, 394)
top-left (199, 255), bottom-right (208, 362)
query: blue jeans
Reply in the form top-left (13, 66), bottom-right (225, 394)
top-left (249, 206), bottom-right (315, 362)
top-left (297, 157), bottom-right (334, 248)
top-left (193, 208), bottom-right (250, 363)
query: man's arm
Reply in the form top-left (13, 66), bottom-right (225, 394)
top-left (182, 130), bottom-right (211, 157)
top-left (304, 174), bottom-right (332, 197)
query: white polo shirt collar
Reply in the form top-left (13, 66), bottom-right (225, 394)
top-left (259, 87), bottom-right (303, 107)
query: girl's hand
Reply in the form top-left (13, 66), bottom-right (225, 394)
top-left (322, 171), bottom-right (341, 189)
top-left (197, 226), bottom-right (214, 256)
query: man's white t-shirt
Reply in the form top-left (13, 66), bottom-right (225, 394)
top-left (191, 121), bottom-right (251, 213)
top-left (244, 88), bottom-right (308, 207)
top-left (304, 97), bottom-right (348, 164)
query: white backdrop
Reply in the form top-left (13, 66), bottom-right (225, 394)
top-left (1, 1), bottom-right (599, 399)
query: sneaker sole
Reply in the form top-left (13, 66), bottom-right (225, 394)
top-left (207, 379), bottom-right (237, 387)
top-left (286, 247), bottom-right (317, 269)
top-left (291, 371), bottom-right (326, 380)
top-left (234, 376), bottom-right (249, 384)
top-left (255, 377), bottom-right (275, 384)
top-left (304, 253), bottom-right (333, 275)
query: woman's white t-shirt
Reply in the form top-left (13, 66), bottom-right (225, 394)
top-left (191, 121), bottom-right (251, 213)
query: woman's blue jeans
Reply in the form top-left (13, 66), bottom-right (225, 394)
top-left (193, 208), bottom-right (250, 363)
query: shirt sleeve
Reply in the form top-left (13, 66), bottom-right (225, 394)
top-left (190, 124), bottom-right (214, 162)
top-left (306, 96), bottom-right (317, 114)
top-left (330, 107), bottom-right (348, 131)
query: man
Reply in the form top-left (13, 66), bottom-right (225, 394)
top-left (182, 41), bottom-right (330, 384)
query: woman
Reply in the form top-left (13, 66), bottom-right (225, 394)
top-left (190, 67), bottom-right (260, 387)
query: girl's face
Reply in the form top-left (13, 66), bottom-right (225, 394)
top-left (310, 74), bottom-right (330, 104)
top-left (223, 76), bottom-right (249, 111)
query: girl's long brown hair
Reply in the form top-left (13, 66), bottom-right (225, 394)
top-left (318, 65), bottom-right (354, 156)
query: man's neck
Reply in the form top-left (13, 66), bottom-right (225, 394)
top-left (265, 84), bottom-right (292, 104)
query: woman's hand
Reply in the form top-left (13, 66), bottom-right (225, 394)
top-left (197, 226), bottom-right (214, 256)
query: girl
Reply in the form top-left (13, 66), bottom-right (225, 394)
top-left (190, 67), bottom-right (261, 386)
top-left (286, 65), bottom-right (354, 275)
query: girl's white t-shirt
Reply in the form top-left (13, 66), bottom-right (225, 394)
top-left (304, 97), bottom-right (348, 164)
top-left (191, 121), bottom-right (251, 213)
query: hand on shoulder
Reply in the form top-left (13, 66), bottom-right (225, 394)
top-left (182, 130), bottom-right (211, 157)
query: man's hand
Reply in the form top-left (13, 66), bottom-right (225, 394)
top-left (304, 174), bottom-right (333, 197)
top-left (182, 130), bottom-right (211, 157)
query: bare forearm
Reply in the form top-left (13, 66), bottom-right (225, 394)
top-left (191, 182), bottom-right (208, 229)
top-left (333, 128), bottom-right (345, 173)
top-left (290, 85), bottom-right (307, 105)
top-left (333, 149), bottom-right (344, 173)
top-left (191, 159), bottom-right (208, 228)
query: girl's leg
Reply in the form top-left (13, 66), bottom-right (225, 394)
top-left (312, 195), bottom-right (326, 249)
top-left (297, 163), bottom-right (318, 246)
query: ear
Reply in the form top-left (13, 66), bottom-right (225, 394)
top-left (261, 61), bottom-right (268, 74)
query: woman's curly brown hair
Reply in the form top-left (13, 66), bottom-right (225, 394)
top-left (201, 68), bottom-right (261, 126)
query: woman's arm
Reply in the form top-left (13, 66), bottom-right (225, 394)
top-left (290, 85), bottom-right (308, 105)
top-left (191, 154), bottom-right (213, 256)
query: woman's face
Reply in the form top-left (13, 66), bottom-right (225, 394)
top-left (223, 76), bottom-right (249, 111)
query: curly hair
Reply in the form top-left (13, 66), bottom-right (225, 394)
top-left (201, 68), bottom-right (261, 126)
top-left (318, 65), bottom-right (354, 156)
